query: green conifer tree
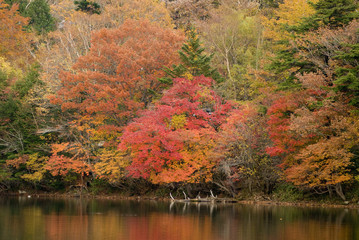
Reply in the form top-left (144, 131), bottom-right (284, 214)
top-left (334, 43), bottom-right (359, 107)
top-left (161, 27), bottom-right (223, 84)
top-left (74, 0), bottom-right (101, 15)
top-left (24, 0), bottom-right (56, 34)
top-left (5, 0), bottom-right (56, 34)
top-left (296, 0), bottom-right (359, 32)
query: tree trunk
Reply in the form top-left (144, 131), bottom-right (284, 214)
top-left (335, 183), bottom-right (346, 201)
top-left (327, 185), bottom-right (333, 198)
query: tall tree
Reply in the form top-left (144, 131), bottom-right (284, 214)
top-left (24, 0), bottom-right (55, 34)
top-left (285, 71), bottom-right (358, 200)
top-left (266, 0), bottom-right (359, 88)
top-left (162, 27), bottom-right (223, 84)
top-left (54, 19), bottom-right (184, 121)
top-left (198, 3), bottom-right (265, 101)
top-left (262, 0), bottom-right (319, 88)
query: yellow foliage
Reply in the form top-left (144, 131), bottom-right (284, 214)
top-left (0, 0), bottom-right (32, 67)
top-left (0, 56), bottom-right (23, 79)
top-left (22, 171), bottom-right (44, 182)
top-left (94, 148), bottom-right (130, 184)
top-left (170, 114), bottom-right (187, 130)
top-left (183, 71), bottom-right (194, 80)
top-left (118, 0), bottom-right (173, 28)
top-left (21, 153), bottom-right (48, 182)
top-left (262, 0), bottom-right (318, 42)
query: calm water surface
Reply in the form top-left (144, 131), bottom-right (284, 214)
top-left (1, 197), bottom-right (358, 240)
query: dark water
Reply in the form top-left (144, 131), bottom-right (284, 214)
top-left (1, 197), bottom-right (359, 240)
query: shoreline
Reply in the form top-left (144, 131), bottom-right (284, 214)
top-left (2, 192), bottom-right (359, 209)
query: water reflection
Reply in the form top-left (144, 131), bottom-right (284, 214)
top-left (0, 197), bottom-right (358, 240)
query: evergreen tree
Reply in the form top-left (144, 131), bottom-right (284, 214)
top-left (161, 27), bottom-right (223, 84)
top-left (296, 0), bottom-right (359, 32)
top-left (74, 0), bottom-right (101, 15)
top-left (5, 0), bottom-right (56, 34)
top-left (335, 43), bottom-right (359, 107)
top-left (24, 0), bottom-right (55, 34)
top-left (267, 43), bottom-right (314, 90)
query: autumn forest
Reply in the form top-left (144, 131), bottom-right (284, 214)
top-left (1, 0), bottom-right (359, 202)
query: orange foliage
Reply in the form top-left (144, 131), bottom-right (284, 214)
top-left (0, 0), bottom-right (32, 66)
top-left (45, 143), bottom-right (91, 176)
top-left (39, 0), bottom-right (173, 92)
top-left (286, 137), bottom-right (353, 188)
top-left (54, 19), bottom-right (184, 126)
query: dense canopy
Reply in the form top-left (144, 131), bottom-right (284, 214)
top-left (1, 0), bottom-right (359, 202)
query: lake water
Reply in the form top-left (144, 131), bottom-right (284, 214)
top-left (0, 197), bottom-right (358, 240)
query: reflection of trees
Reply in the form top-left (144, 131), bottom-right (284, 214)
top-left (0, 198), bottom-right (358, 240)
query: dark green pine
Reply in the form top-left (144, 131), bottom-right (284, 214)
top-left (267, 41), bottom-right (315, 90)
top-left (334, 43), bottom-right (359, 107)
top-left (5, 0), bottom-right (56, 34)
top-left (25, 0), bottom-right (56, 34)
top-left (74, 0), bottom-right (101, 15)
top-left (295, 0), bottom-right (359, 32)
top-left (160, 27), bottom-right (223, 84)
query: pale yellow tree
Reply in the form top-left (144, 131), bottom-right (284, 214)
top-left (115, 0), bottom-right (173, 28)
top-left (197, 2), bottom-right (265, 101)
top-left (262, 0), bottom-right (319, 43)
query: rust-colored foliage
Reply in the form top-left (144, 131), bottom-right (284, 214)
top-left (45, 143), bottom-right (91, 176)
top-left (120, 76), bottom-right (232, 184)
top-left (286, 137), bottom-right (353, 188)
top-left (285, 114), bottom-right (359, 200)
top-left (53, 19), bottom-right (184, 127)
top-left (0, 0), bottom-right (31, 66)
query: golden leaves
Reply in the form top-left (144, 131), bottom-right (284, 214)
top-left (170, 114), bottom-right (187, 130)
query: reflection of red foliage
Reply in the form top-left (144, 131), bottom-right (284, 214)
top-left (45, 214), bottom-right (89, 240)
top-left (127, 214), bottom-right (213, 240)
